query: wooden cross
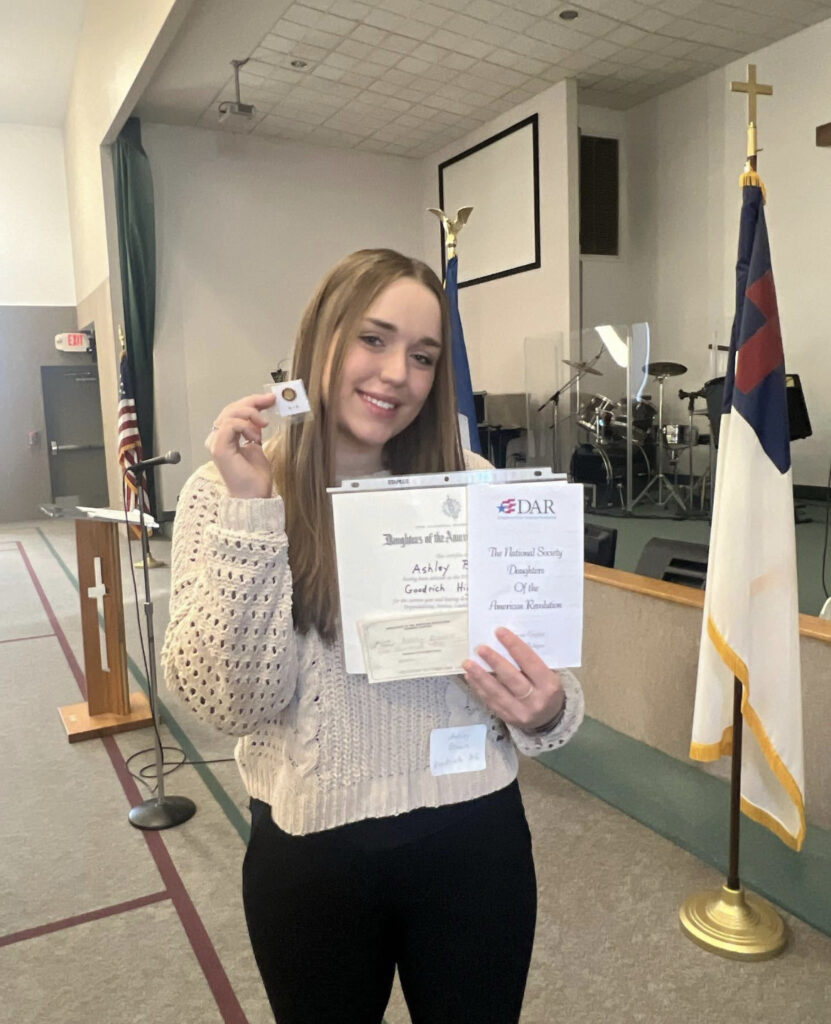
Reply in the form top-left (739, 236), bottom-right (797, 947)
top-left (731, 63), bottom-right (772, 126)
top-left (88, 556), bottom-right (110, 672)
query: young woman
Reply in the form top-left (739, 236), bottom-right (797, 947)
top-left (162, 249), bottom-right (584, 1023)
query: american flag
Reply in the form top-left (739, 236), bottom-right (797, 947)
top-left (118, 348), bottom-right (150, 517)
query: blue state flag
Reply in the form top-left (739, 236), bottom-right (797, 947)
top-left (690, 185), bottom-right (805, 850)
top-left (445, 254), bottom-right (481, 454)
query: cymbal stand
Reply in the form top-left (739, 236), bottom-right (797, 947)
top-left (631, 373), bottom-right (687, 512)
top-left (538, 368), bottom-right (588, 473)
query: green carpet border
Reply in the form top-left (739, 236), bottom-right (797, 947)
top-left (539, 716), bottom-right (831, 937)
top-left (36, 527), bottom-right (250, 844)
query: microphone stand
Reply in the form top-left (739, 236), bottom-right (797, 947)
top-left (127, 464), bottom-right (196, 830)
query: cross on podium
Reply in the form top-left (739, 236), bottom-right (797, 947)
top-left (57, 515), bottom-right (153, 742)
top-left (88, 557), bottom-right (110, 673)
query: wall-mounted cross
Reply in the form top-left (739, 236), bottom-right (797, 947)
top-left (730, 63), bottom-right (772, 126)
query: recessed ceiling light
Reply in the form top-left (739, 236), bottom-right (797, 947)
top-left (290, 59), bottom-right (309, 69)
top-left (559, 9), bottom-right (579, 19)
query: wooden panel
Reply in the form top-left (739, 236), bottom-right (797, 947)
top-left (75, 518), bottom-right (129, 716)
top-left (816, 122), bottom-right (831, 146)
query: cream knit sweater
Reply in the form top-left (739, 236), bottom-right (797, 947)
top-left (162, 461), bottom-right (584, 835)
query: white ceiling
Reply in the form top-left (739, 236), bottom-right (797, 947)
top-left (0, 0), bottom-right (86, 127)
top-left (138, 0), bottom-right (831, 157)
top-left (6, 0), bottom-right (828, 152)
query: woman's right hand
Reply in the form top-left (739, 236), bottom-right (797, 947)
top-left (205, 392), bottom-right (277, 499)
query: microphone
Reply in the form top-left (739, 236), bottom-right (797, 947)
top-left (126, 450), bottom-right (181, 473)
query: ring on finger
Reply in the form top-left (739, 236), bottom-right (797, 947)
top-left (517, 684), bottom-right (534, 701)
top-left (210, 422), bottom-right (220, 431)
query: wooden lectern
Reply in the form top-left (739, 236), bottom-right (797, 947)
top-left (56, 513), bottom-right (154, 741)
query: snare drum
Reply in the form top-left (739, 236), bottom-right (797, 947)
top-left (662, 423), bottom-right (699, 449)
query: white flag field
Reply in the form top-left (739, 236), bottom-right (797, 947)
top-left (690, 184), bottom-right (806, 851)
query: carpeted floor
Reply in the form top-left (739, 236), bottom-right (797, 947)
top-left (2, 517), bottom-right (830, 1024)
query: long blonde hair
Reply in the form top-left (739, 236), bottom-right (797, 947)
top-left (267, 249), bottom-right (464, 641)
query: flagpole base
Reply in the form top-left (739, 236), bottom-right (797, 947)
top-left (134, 552), bottom-right (166, 569)
top-left (679, 885), bottom-right (787, 960)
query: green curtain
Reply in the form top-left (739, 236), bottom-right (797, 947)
top-left (113, 117), bottom-right (158, 515)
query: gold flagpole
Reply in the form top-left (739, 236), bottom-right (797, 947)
top-left (678, 64), bottom-right (785, 960)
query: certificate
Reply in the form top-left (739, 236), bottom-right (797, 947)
top-left (331, 483), bottom-right (470, 674)
top-left (329, 469), bottom-right (581, 678)
top-left (358, 610), bottom-right (470, 684)
top-left (467, 481), bottom-right (584, 669)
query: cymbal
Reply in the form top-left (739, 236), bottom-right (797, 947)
top-left (645, 361), bottom-right (687, 378)
top-left (564, 358), bottom-right (602, 376)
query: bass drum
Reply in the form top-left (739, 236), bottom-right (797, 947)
top-left (570, 440), bottom-right (651, 507)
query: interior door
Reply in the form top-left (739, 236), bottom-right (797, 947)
top-left (41, 365), bottom-right (109, 507)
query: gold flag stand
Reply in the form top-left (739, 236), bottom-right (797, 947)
top-left (134, 553), bottom-right (166, 569)
top-left (679, 65), bottom-right (787, 962)
top-left (680, 884), bottom-right (785, 961)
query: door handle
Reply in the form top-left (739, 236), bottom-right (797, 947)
top-left (49, 441), bottom-right (105, 454)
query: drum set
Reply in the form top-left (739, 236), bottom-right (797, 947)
top-left (565, 358), bottom-right (722, 514)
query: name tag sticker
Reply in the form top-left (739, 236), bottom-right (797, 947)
top-left (430, 724), bottom-right (487, 777)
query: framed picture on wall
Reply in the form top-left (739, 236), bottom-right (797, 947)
top-left (438, 114), bottom-right (540, 288)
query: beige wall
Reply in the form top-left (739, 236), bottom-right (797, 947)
top-left (578, 19), bottom-right (831, 487)
top-left (75, 279), bottom-right (123, 510)
top-left (62, 0), bottom-right (193, 505)
top-left (421, 78), bottom-right (580, 396)
top-left (582, 572), bottom-right (831, 829)
top-left (0, 306), bottom-right (80, 522)
top-left (0, 125), bottom-right (75, 307)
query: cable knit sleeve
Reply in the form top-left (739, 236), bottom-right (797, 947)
top-left (507, 669), bottom-right (585, 756)
top-left (161, 466), bottom-right (298, 736)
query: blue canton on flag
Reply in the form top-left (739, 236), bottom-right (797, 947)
top-left (445, 255), bottom-right (481, 454)
top-left (690, 185), bottom-right (805, 850)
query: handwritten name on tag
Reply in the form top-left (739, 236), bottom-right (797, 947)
top-left (430, 724), bottom-right (487, 776)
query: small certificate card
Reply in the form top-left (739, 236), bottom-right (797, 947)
top-left (331, 484), bottom-right (470, 674)
top-left (467, 481), bottom-right (584, 668)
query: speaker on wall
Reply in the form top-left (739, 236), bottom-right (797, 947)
top-left (580, 134), bottom-right (619, 257)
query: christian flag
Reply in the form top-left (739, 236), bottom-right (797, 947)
top-left (690, 185), bottom-right (805, 850)
top-left (445, 255), bottom-right (481, 454)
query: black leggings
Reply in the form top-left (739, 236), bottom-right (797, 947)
top-left (242, 782), bottom-right (537, 1023)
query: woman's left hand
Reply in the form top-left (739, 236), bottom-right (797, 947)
top-left (462, 627), bottom-right (564, 733)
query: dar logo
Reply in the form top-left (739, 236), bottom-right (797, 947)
top-left (497, 498), bottom-right (517, 514)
